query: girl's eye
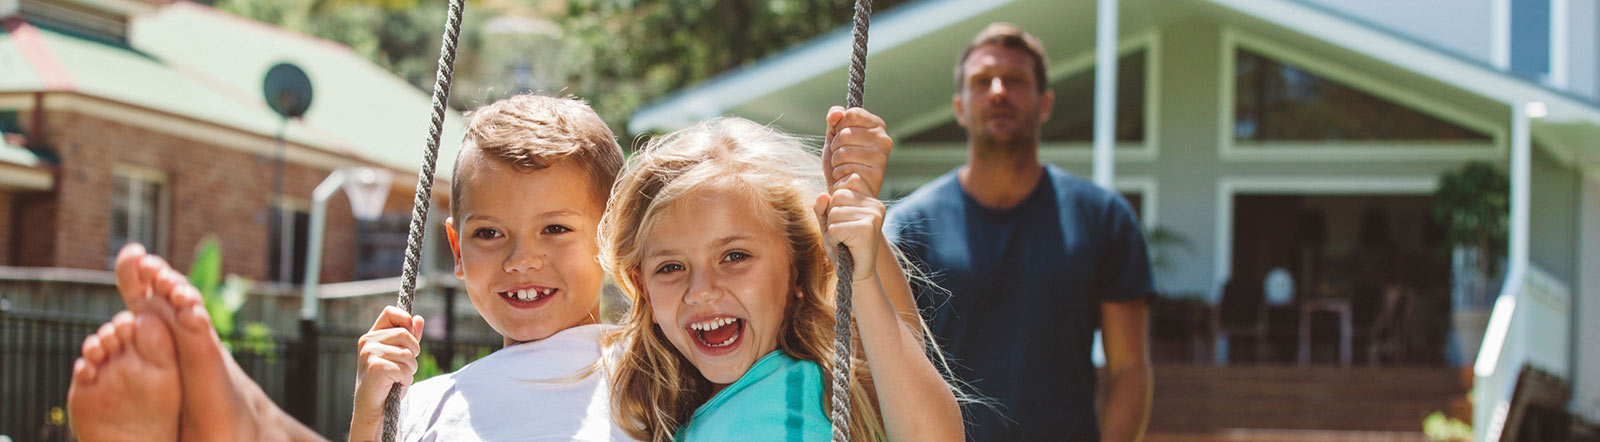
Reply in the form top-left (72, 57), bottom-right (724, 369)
top-left (544, 225), bottom-right (573, 234)
top-left (655, 263), bottom-right (685, 274)
top-left (723, 251), bottom-right (751, 263)
top-left (472, 228), bottom-right (502, 239)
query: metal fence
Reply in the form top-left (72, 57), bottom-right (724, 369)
top-left (0, 302), bottom-right (502, 442)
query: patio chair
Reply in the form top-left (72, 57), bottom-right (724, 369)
top-left (1360, 284), bottom-right (1415, 365)
top-left (1214, 278), bottom-right (1269, 364)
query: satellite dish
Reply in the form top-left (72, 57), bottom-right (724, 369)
top-left (263, 62), bottom-right (313, 118)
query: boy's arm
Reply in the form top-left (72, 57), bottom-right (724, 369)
top-left (349, 307), bottom-right (426, 442)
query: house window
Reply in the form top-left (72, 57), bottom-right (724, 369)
top-left (109, 166), bottom-right (168, 265)
top-left (1509, 0), bottom-right (1551, 81)
top-left (905, 50), bottom-right (1148, 145)
top-left (268, 202), bottom-right (310, 283)
top-left (1233, 49), bottom-right (1491, 143)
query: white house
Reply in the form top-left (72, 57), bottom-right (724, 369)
top-left (630, 0), bottom-right (1600, 439)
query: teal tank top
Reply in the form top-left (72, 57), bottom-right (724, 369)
top-left (675, 350), bottom-right (831, 442)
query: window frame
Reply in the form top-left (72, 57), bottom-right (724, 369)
top-left (109, 164), bottom-right (170, 266)
top-left (1218, 28), bottom-right (1507, 163)
top-left (892, 30), bottom-right (1163, 164)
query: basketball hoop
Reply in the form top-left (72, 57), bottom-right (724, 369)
top-left (341, 167), bottom-right (393, 222)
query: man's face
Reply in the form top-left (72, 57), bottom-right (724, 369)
top-left (445, 155), bottom-right (606, 344)
top-left (954, 44), bottom-right (1054, 152)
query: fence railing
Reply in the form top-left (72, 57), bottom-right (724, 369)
top-left (0, 302), bottom-right (502, 442)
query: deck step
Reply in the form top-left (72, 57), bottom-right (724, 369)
top-left (1147, 365), bottom-right (1469, 433)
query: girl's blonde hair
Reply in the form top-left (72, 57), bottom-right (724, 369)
top-left (599, 118), bottom-right (884, 442)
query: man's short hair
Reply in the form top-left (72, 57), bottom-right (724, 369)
top-left (450, 94), bottom-right (624, 222)
top-left (954, 22), bottom-right (1050, 94)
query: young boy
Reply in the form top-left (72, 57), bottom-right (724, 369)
top-left (348, 94), bottom-right (630, 441)
top-left (67, 98), bottom-right (911, 441)
top-left (68, 94), bottom-right (631, 442)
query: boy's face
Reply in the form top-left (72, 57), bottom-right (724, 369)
top-left (446, 155), bottom-right (606, 344)
top-left (637, 187), bottom-right (794, 385)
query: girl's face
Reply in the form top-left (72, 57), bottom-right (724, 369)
top-left (638, 186), bottom-right (797, 386)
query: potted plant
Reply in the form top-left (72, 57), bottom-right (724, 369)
top-left (1432, 162), bottom-right (1508, 365)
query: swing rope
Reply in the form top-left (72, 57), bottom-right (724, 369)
top-left (381, 1), bottom-right (865, 440)
top-left (832, 1), bottom-right (870, 441)
top-left (382, 0), bottom-right (465, 440)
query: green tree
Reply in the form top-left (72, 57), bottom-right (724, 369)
top-left (561, 0), bottom-right (916, 139)
top-left (214, 0), bottom-right (915, 137)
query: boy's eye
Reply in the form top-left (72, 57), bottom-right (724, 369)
top-left (722, 251), bottom-right (751, 263)
top-left (544, 225), bottom-right (573, 234)
top-left (654, 263), bottom-right (685, 274)
top-left (472, 228), bottom-right (502, 239)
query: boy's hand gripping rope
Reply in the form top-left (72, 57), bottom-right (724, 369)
top-left (383, 0), bottom-right (464, 440)
top-left (380, 1), bottom-right (864, 440)
top-left (833, 1), bottom-right (870, 441)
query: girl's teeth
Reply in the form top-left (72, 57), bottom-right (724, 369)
top-left (690, 317), bottom-right (740, 331)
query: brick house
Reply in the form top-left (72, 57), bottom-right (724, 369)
top-left (0, 0), bottom-right (466, 286)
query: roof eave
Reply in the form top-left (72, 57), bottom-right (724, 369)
top-left (628, 0), bottom-right (1016, 134)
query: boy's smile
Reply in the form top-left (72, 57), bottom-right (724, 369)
top-left (639, 186), bottom-right (795, 386)
top-left (447, 155), bottom-right (606, 345)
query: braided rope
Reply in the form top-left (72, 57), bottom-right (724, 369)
top-left (382, 0), bottom-right (465, 440)
top-left (832, 1), bottom-right (870, 441)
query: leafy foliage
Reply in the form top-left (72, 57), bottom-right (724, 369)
top-left (187, 236), bottom-right (274, 357)
top-left (211, 0), bottom-right (916, 141)
top-left (560, 0), bottom-right (917, 138)
top-left (1432, 162), bottom-right (1508, 270)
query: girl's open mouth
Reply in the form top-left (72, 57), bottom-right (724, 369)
top-left (687, 316), bottom-right (743, 354)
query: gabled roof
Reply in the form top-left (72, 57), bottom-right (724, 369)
top-left (0, 1), bottom-right (465, 178)
top-left (628, 0), bottom-right (1600, 167)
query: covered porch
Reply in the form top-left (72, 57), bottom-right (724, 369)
top-left (629, 0), bottom-right (1600, 439)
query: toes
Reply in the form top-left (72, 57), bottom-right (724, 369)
top-left (96, 322), bottom-right (123, 356)
top-left (171, 284), bottom-right (204, 312)
top-left (111, 311), bottom-right (137, 350)
top-left (81, 334), bottom-right (107, 365)
top-left (132, 313), bottom-right (177, 366)
top-left (154, 269), bottom-right (183, 300)
top-left (177, 302), bottom-right (214, 334)
top-left (115, 244), bottom-right (150, 306)
top-left (73, 358), bottom-right (98, 384)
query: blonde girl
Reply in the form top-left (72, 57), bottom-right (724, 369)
top-left (599, 115), bottom-right (962, 441)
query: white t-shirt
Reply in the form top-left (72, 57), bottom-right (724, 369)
top-left (399, 324), bottom-right (638, 442)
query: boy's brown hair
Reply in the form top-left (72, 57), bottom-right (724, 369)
top-left (450, 94), bottom-right (624, 222)
top-left (953, 22), bottom-right (1050, 93)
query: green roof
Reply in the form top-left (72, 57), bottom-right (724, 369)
top-left (0, 136), bottom-right (40, 168)
top-left (0, 4), bottom-right (465, 178)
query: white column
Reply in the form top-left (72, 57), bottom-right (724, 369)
top-left (1474, 100), bottom-right (1536, 442)
top-left (1551, 0), bottom-right (1571, 87)
top-left (1092, 0), bottom-right (1119, 189)
top-left (1491, 0), bottom-right (1512, 70)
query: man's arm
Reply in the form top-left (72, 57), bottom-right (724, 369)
top-left (1099, 298), bottom-right (1151, 442)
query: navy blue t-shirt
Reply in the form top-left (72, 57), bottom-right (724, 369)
top-left (884, 164), bottom-right (1154, 442)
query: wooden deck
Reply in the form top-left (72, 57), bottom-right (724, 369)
top-left (1143, 364), bottom-right (1470, 440)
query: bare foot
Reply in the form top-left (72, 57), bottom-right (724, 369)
top-left (142, 264), bottom-right (265, 441)
top-left (67, 311), bottom-right (181, 442)
top-left (113, 246), bottom-right (322, 442)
